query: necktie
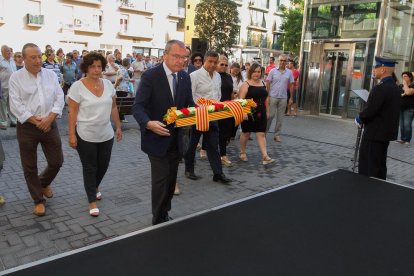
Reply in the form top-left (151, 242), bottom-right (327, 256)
top-left (172, 73), bottom-right (177, 102)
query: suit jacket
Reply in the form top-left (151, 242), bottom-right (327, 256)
top-left (187, 64), bottom-right (197, 74)
top-left (359, 77), bottom-right (401, 141)
top-left (133, 63), bottom-right (195, 157)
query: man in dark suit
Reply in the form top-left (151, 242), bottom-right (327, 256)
top-left (133, 40), bottom-right (194, 225)
top-left (355, 56), bottom-right (400, 180)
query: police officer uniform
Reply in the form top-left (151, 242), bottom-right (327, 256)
top-left (355, 56), bottom-right (401, 180)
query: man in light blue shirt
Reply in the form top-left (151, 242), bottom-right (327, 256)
top-left (266, 54), bottom-right (294, 142)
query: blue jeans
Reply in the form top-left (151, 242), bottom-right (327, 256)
top-left (400, 108), bottom-right (414, 142)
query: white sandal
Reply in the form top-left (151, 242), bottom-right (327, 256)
top-left (89, 208), bottom-right (100, 217)
top-left (96, 191), bottom-right (102, 200)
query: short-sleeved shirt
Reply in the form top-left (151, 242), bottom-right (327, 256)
top-left (267, 67), bottom-right (294, 99)
top-left (42, 60), bottom-right (62, 83)
top-left (115, 66), bottom-right (131, 92)
top-left (68, 78), bottom-right (115, 142)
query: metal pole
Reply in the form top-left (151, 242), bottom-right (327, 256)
top-left (352, 126), bottom-right (363, 172)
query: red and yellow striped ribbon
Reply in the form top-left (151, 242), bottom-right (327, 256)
top-left (197, 98), bottom-right (219, 106)
top-left (195, 106), bottom-right (210, 132)
top-left (224, 101), bottom-right (245, 126)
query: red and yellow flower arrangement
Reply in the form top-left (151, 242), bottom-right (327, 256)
top-left (164, 98), bottom-right (257, 131)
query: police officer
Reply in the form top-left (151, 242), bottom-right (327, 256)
top-left (355, 56), bottom-right (400, 180)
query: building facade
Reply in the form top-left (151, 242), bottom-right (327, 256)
top-left (0, 0), bottom-right (185, 56)
top-left (299, 0), bottom-right (414, 119)
top-left (185, 0), bottom-right (292, 65)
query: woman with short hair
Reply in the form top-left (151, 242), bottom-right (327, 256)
top-left (68, 52), bottom-right (122, 217)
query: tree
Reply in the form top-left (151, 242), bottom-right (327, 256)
top-left (194, 0), bottom-right (239, 54)
top-left (279, 0), bottom-right (304, 55)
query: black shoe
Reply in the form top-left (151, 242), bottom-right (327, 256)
top-left (213, 173), bottom-right (232, 184)
top-left (9, 123), bottom-right (17, 127)
top-left (185, 171), bottom-right (201, 180)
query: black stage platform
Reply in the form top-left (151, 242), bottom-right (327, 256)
top-left (3, 170), bottom-right (414, 276)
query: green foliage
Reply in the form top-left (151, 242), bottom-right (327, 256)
top-left (279, 0), bottom-right (304, 55)
top-left (194, 0), bottom-right (240, 54)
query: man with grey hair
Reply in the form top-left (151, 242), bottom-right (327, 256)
top-left (0, 45), bottom-right (17, 129)
top-left (9, 43), bottom-right (64, 216)
top-left (266, 54), bottom-right (294, 142)
top-left (133, 40), bottom-right (195, 225)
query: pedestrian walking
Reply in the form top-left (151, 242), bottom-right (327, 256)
top-left (133, 40), bottom-right (194, 225)
top-left (68, 52), bottom-right (122, 217)
top-left (8, 43), bottom-right (64, 216)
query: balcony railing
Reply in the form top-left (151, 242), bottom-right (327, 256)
top-left (71, 0), bottom-right (102, 5)
top-left (168, 7), bottom-right (185, 18)
top-left (118, 29), bottom-right (153, 40)
top-left (27, 14), bottom-right (44, 26)
top-left (62, 19), bottom-right (103, 35)
top-left (119, 0), bottom-right (154, 14)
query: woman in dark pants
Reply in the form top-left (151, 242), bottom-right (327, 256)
top-left (397, 71), bottom-right (414, 145)
top-left (68, 52), bottom-right (122, 217)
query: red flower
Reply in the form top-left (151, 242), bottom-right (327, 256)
top-left (180, 108), bottom-right (190, 116)
top-left (213, 103), bottom-right (224, 111)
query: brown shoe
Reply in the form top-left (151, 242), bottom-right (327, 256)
top-left (42, 186), bottom-right (53, 198)
top-left (33, 203), bottom-right (45, 216)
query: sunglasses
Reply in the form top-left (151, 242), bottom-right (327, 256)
top-left (220, 63), bottom-right (228, 67)
top-left (279, 59), bottom-right (287, 62)
top-left (194, 58), bottom-right (202, 62)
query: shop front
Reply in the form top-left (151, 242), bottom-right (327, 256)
top-left (299, 0), bottom-right (414, 119)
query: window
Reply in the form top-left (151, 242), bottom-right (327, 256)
top-left (249, 10), bottom-right (266, 28)
top-left (120, 14), bottom-right (129, 33)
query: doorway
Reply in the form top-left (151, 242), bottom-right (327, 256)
top-left (319, 43), bottom-right (354, 117)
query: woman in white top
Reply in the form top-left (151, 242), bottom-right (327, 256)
top-left (102, 54), bottom-right (119, 84)
top-left (68, 52), bottom-right (122, 217)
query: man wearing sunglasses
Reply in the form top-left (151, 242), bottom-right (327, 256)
top-left (355, 56), bottom-right (400, 180)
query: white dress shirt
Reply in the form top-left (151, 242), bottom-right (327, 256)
top-left (163, 62), bottom-right (176, 99)
top-left (8, 67), bottom-right (64, 123)
top-left (189, 66), bottom-right (221, 102)
top-left (0, 56), bottom-right (17, 89)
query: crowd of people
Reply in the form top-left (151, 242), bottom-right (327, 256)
top-left (0, 40), bottom-right (303, 224)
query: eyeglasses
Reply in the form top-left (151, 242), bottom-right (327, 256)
top-left (220, 63), bottom-right (228, 67)
top-left (170, 54), bottom-right (188, 61)
top-left (279, 59), bottom-right (287, 62)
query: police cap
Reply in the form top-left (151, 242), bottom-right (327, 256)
top-left (374, 56), bottom-right (398, 68)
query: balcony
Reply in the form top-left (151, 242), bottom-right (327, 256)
top-left (26, 14), bottom-right (44, 27)
top-left (248, 0), bottom-right (269, 12)
top-left (119, 0), bottom-right (154, 15)
top-left (73, 19), bottom-right (103, 35)
top-left (69, 0), bottom-right (102, 5)
top-left (168, 7), bottom-right (185, 19)
top-left (62, 18), bottom-right (103, 35)
top-left (118, 30), bottom-right (153, 40)
top-left (247, 21), bottom-right (267, 32)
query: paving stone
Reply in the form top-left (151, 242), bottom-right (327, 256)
top-left (0, 114), bottom-right (413, 272)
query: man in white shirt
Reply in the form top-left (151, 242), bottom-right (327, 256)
top-left (9, 43), bottom-right (64, 216)
top-left (0, 45), bottom-right (17, 129)
top-left (131, 53), bottom-right (146, 93)
top-left (184, 51), bottom-right (231, 184)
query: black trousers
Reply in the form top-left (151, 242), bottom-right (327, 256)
top-left (218, 118), bottom-right (234, 156)
top-left (358, 137), bottom-right (389, 180)
top-left (148, 134), bottom-right (181, 225)
top-left (184, 121), bottom-right (222, 175)
top-left (76, 132), bottom-right (114, 203)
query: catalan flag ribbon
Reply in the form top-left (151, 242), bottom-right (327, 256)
top-left (195, 106), bottom-right (210, 132)
top-left (224, 101), bottom-right (244, 126)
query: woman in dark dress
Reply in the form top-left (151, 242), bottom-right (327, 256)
top-left (239, 63), bottom-right (275, 165)
top-left (217, 55), bottom-right (235, 166)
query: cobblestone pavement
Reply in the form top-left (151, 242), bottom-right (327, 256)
top-left (0, 111), bottom-right (413, 271)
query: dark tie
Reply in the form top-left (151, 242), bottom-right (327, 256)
top-left (172, 73), bottom-right (177, 102)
